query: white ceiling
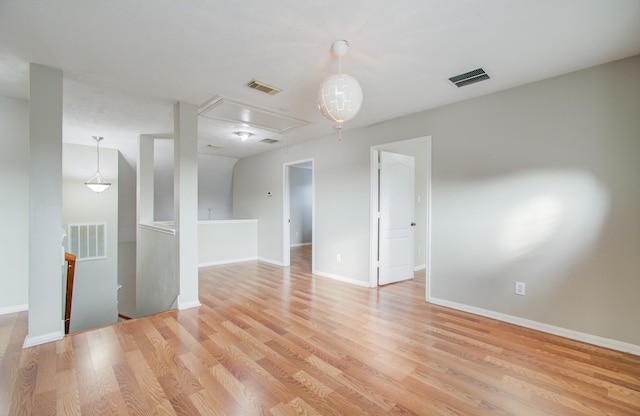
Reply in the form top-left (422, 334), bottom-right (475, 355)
top-left (1, 0), bottom-right (639, 159)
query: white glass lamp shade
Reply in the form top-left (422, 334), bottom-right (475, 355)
top-left (85, 171), bottom-right (111, 193)
top-left (85, 135), bottom-right (111, 193)
top-left (317, 73), bottom-right (363, 123)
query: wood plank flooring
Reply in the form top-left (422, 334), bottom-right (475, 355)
top-left (1, 245), bottom-right (639, 415)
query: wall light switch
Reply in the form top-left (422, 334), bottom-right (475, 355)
top-left (336, 253), bottom-right (342, 262)
top-left (515, 281), bottom-right (526, 296)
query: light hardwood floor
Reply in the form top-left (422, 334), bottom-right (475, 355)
top-left (1, 246), bottom-right (639, 415)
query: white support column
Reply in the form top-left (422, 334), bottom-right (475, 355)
top-left (136, 134), bottom-right (154, 318)
top-left (25, 64), bottom-right (64, 347)
top-left (174, 102), bottom-right (200, 310)
top-left (137, 134), bottom-right (155, 224)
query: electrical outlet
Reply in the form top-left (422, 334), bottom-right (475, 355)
top-left (515, 281), bottom-right (526, 296)
top-left (336, 253), bottom-right (341, 262)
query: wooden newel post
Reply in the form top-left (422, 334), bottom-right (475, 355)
top-left (64, 252), bottom-right (76, 334)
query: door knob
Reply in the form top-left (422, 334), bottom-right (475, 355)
top-left (410, 222), bottom-right (416, 227)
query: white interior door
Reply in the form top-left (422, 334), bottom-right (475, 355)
top-left (379, 151), bottom-right (415, 285)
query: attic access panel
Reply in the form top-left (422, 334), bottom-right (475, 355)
top-left (199, 96), bottom-right (308, 134)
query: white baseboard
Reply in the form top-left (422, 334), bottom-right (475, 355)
top-left (429, 297), bottom-right (640, 356)
top-left (201, 257), bottom-right (287, 267)
top-left (0, 303), bottom-right (28, 316)
top-left (313, 270), bottom-right (371, 287)
top-left (258, 257), bottom-right (285, 267)
top-left (414, 264), bottom-right (426, 272)
top-left (290, 242), bottom-right (312, 247)
top-left (199, 257), bottom-right (258, 268)
top-left (23, 329), bottom-right (64, 349)
top-left (177, 298), bottom-right (201, 311)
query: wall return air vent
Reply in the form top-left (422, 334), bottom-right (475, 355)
top-left (68, 223), bottom-right (107, 261)
top-left (448, 68), bottom-right (490, 87)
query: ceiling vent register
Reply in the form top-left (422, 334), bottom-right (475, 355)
top-left (247, 79), bottom-right (282, 95)
top-left (449, 68), bottom-right (490, 87)
top-left (259, 138), bottom-right (279, 144)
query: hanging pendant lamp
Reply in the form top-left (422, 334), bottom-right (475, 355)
top-left (317, 40), bottom-right (363, 139)
top-left (84, 136), bottom-right (111, 193)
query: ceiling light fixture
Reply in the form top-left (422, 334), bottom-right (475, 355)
top-left (235, 131), bottom-right (253, 141)
top-left (317, 39), bottom-right (363, 140)
top-left (84, 136), bottom-right (111, 193)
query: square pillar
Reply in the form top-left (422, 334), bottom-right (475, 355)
top-left (25, 64), bottom-right (63, 347)
top-left (174, 102), bottom-right (200, 309)
top-left (137, 134), bottom-right (155, 224)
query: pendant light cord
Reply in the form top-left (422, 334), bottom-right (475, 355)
top-left (338, 55), bottom-right (343, 140)
top-left (96, 139), bottom-right (101, 172)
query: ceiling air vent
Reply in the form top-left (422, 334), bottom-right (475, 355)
top-left (247, 79), bottom-right (282, 95)
top-left (259, 138), bottom-right (279, 144)
top-left (448, 68), bottom-right (490, 88)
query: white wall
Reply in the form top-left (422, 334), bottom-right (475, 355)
top-left (153, 139), bottom-right (238, 221)
top-left (424, 56), bottom-right (640, 348)
top-left (136, 225), bottom-right (177, 317)
top-left (63, 143), bottom-right (119, 332)
top-left (0, 96), bottom-right (29, 313)
top-left (199, 220), bottom-right (258, 266)
top-left (234, 128), bottom-right (383, 280)
top-left (289, 166), bottom-right (312, 246)
top-left (153, 139), bottom-right (174, 221)
top-left (117, 241), bottom-right (136, 318)
top-left (198, 153), bottom-right (239, 220)
top-left (117, 142), bottom-right (138, 318)
top-left (233, 55), bottom-right (640, 347)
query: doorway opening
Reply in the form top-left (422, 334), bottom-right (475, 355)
top-left (283, 159), bottom-right (315, 272)
top-left (370, 137), bottom-right (432, 300)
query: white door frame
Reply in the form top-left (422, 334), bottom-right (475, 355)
top-left (369, 136), bottom-right (432, 301)
top-left (283, 158), bottom-right (315, 272)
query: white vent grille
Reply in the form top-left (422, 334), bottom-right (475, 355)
top-left (68, 224), bottom-right (107, 261)
top-left (259, 138), bottom-right (279, 144)
top-left (448, 68), bottom-right (490, 87)
top-left (247, 79), bottom-right (282, 95)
